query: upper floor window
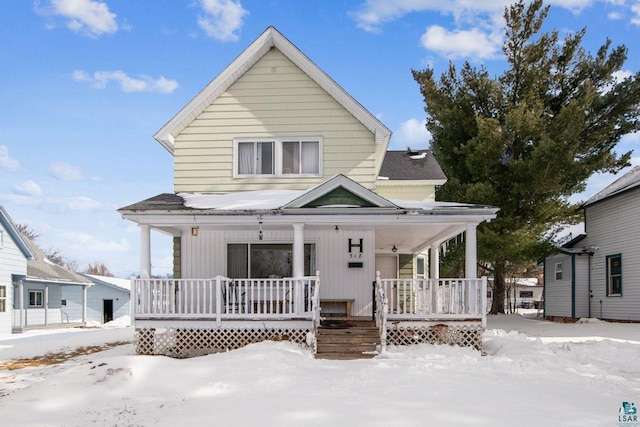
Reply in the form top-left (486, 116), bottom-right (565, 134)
top-left (607, 254), bottom-right (622, 296)
top-left (235, 137), bottom-right (322, 177)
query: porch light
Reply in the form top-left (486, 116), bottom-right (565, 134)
top-left (191, 226), bottom-right (199, 237)
top-left (392, 245), bottom-right (397, 253)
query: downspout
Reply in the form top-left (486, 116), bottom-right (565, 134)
top-left (571, 254), bottom-right (576, 319)
top-left (542, 259), bottom-right (546, 319)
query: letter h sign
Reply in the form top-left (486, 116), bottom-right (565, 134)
top-left (348, 238), bottom-right (363, 253)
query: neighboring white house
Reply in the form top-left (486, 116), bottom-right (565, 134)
top-left (487, 277), bottom-right (543, 312)
top-left (62, 274), bottom-right (130, 324)
top-left (0, 205), bottom-right (35, 337)
top-left (118, 26), bottom-right (498, 357)
top-left (543, 166), bottom-right (640, 321)
top-left (13, 236), bottom-right (92, 332)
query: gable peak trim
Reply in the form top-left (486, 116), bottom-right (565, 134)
top-left (154, 26), bottom-right (391, 154)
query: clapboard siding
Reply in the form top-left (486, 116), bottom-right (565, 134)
top-left (174, 49), bottom-right (377, 193)
top-left (544, 254), bottom-right (573, 318)
top-left (0, 221), bottom-right (28, 335)
top-left (375, 184), bottom-right (437, 202)
top-left (180, 227), bottom-right (376, 316)
top-left (574, 255), bottom-right (590, 318)
top-left (586, 190), bottom-right (640, 321)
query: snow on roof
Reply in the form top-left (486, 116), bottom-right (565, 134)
top-left (85, 274), bottom-right (131, 291)
top-left (584, 165), bottom-right (640, 206)
top-left (180, 190), bottom-right (306, 210)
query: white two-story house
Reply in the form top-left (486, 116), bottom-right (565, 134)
top-left (119, 27), bottom-right (498, 357)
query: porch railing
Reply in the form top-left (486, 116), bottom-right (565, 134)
top-left (375, 273), bottom-right (487, 327)
top-left (133, 275), bottom-right (319, 324)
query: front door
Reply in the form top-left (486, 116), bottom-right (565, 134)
top-left (103, 299), bottom-right (113, 323)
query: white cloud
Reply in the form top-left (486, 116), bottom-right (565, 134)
top-left (608, 11), bottom-right (623, 19)
top-left (48, 161), bottom-right (85, 181)
top-left (395, 118), bottom-right (432, 149)
top-left (0, 145), bottom-right (22, 171)
top-left (420, 25), bottom-right (501, 60)
top-left (351, 0), bottom-right (510, 33)
top-left (36, 0), bottom-right (118, 37)
top-left (14, 180), bottom-right (43, 197)
top-left (352, 0), bottom-right (636, 32)
top-left (197, 0), bottom-right (248, 41)
top-left (631, 1), bottom-right (640, 25)
top-left (72, 70), bottom-right (179, 94)
top-left (2, 194), bottom-right (103, 213)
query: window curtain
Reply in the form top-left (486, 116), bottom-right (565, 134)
top-left (238, 143), bottom-right (254, 175)
top-left (301, 141), bottom-right (319, 174)
top-left (282, 142), bottom-right (300, 174)
top-left (257, 142), bottom-right (273, 175)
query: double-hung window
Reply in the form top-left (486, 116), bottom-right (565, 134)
top-left (607, 254), bottom-right (622, 296)
top-left (554, 262), bottom-right (563, 281)
top-left (29, 290), bottom-right (44, 307)
top-left (235, 137), bottom-right (322, 177)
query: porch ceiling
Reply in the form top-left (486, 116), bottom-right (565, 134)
top-left (374, 223), bottom-right (464, 253)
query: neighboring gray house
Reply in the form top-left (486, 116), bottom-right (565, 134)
top-left (13, 235), bottom-right (92, 332)
top-left (0, 205), bottom-right (36, 337)
top-left (75, 274), bottom-right (131, 324)
top-left (543, 166), bottom-right (640, 321)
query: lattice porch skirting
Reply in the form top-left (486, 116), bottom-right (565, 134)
top-left (135, 327), bottom-right (311, 358)
top-left (386, 324), bottom-right (483, 351)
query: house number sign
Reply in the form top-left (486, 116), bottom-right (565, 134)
top-left (348, 238), bottom-right (363, 259)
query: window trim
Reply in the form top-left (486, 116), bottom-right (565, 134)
top-left (233, 137), bottom-right (323, 178)
top-left (227, 242), bottom-right (317, 278)
top-left (554, 262), bottom-right (563, 281)
top-left (29, 289), bottom-right (44, 308)
top-left (0, 285), bottom-right (6, 313)
top-left (606, 254), bottom-right (622, 297)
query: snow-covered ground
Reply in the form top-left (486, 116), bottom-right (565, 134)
top-left (1, 313), bottom-right (639, 427)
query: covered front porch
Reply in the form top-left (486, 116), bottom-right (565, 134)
top-left (120, 175), bottom-right (497, 356)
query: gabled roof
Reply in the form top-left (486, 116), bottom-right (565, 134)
top-left (154, 26), bottom-right (392, 154)
top-left (0, 205), bottom-right (36, 260)
top-left (24, 237), bottom-right (91, 286)
top-left (378, 149), bottom-right (447, 182)
top-left (584, 165), bottom-right (640, 207)
top-left (283, 174), bottom-right (398, 209)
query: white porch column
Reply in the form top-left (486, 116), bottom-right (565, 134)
top-left (140, 224), bottom-right (151, 279)
top-left (19, 279), bottom-right (24, 331)
top-left (82, 285), bottom-right (87, 326)
top-left (430, 244), bottom-right (440, 314)
top-left (292, 223), bottom-right (304, 278)
top-left (44, 285), bottom-right (49, 326)
top-left (430, 244), bottom-right (440, 280)
top-left (465, 224), bottom-right (477, 279)
top-left (292, 223), bottom-right (305, 315)
top-left (465, 224), bottom-right (478, 314)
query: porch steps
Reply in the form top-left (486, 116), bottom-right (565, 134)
top-left (316, 319), bottom-right (380, 360)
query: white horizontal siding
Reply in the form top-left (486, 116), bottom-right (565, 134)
top-left (0, 222), bottom-right (27, 335)
top-left (586, 190), bottom-right (640, 321)
top-left (173, 49), bottom-right (378, 193)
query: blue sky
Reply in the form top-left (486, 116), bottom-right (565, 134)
top-left (1, 0), bottom-right (639, 277)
